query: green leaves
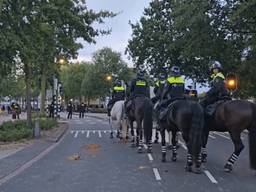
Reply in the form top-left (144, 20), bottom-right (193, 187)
top-left (127, 0), bottom-right (256, 97)
top-left (60, 48), bottom-right (132, 103)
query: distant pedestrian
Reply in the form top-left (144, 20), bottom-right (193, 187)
top-left (79, 102), bottom-right (86, 118)
top-left (49, 102), bottom-right (54, 118)
top-left (67, 101), bottom-right (73, 119)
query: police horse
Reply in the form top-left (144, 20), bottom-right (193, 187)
top-left (127, 96), bottom-right (153, 153)
top-left (110, 100), bottom-right (128, 139)
top-left (201, 100), bottom-right (256, 172)
top-left (159, 100), bottom-right (204, 173)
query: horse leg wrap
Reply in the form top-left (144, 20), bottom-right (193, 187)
top-left (172, 145), bottom-right (177, 162)
top-left (161, 146), bottom-right (167, 162)
top-left (196, 153), bottom-right (202, 167)
top-left (185, 154), bottom-right (193, 172)
top-left (201, 148), bottom-right (207, 163)
top-left (225, 153), bottom-right (238, 172)
top-left (147, 140), bottom-right (152, 153)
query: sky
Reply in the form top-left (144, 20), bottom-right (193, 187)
top-left (75, 0), bottom-right (151, 67)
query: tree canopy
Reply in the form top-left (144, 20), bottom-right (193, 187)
top-left (127, 0), bottom-right (256, 97)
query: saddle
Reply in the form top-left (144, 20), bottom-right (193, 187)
top-left (205, 99), bottom-right (230, 116)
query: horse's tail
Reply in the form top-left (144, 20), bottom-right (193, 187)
top-left (143, 98), bottom-right (153, 143)
top-left (249, 104), bottom-right (256, 170)
top-left (189, 102), bottom-right (204, 158)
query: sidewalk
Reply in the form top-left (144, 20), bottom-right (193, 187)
top-left (0, 112), bottom-right (68, 176)
top-left (0, 112), bottom-right (27, 126)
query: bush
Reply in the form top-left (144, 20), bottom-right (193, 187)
top-left (0, 120), bottom-right (33, 142)
top-left (0, 118), bottom-right (58, 142)
top-left (38, 118), bottom-right (57, 130)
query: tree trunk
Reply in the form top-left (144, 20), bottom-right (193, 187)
top-left (40, 64), bottom-right (47, 116)
top-left (25, 63), bottom-right (32, 128)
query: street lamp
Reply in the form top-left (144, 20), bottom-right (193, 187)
top-left (106, 75), bottom-right (112, 82)
top-left (58, 58), bottom-right (65, 65)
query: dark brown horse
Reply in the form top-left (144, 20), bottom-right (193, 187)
top-left (159, 100), bottom-right (204, 174)
top-left (127, 96), bottom-right (153, 153)
top-left (201, 100), bottom-right (256, 172)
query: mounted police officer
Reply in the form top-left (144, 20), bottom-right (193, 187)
top-left (107, 79), bottom-right (126, 116)
top-left (125, 69), bottom-right (150, 113)
top-left (152, 72), bottom-right (167, 104)
top-left (201, 61), bottom-right (230, 110)
top-left (159, 66), bottom-right (185, 121)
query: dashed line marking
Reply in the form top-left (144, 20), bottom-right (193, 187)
top-left (148, 154), bottom-right (153, 161)
top-left (98, 131), bottom-right (102, 138)
top-left (93, 131), bottom-right (95, 134)
top-left (204, 170), bottom-right (218, 184)
top-left (153, 168), bottom-right (161, 181)
top-left (209, 134), bottom-right (216, 139)
top-left (178, 140), bottom-right (187, 150)
top-left (74, 131), bottom-right (79, 138)
top-left (143, 144), bottom-right (148, 149)
top-left (81, 130), bottom-right (85, 134)
top-left (214, 132), bottom-right (230, 140)
top-left (86, 131), bottom-right (90, 138)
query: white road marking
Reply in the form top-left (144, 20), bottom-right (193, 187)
top-left (153, 168), bottom-right (161, 181)
top-left (214, 132), bottom-right (230, 140)
top-left (204, 170), bottom-right (218, 184)
top-left (86, 131), bottom-right (90, 138)
top-left (81, 130), bottom-right (85, 134)
top-left (148, 154), bottom-right (153, 161)
top-left (209, 134), bottom-right (216, 139)
top-left (104, 131), bottom-right (106, 133)
top-left (98, 131), bottom-right (102, 138)
top-left (74, 131), bottom-right (79, 138)
top-left (70, 130), bottom-right (74, 134)
top-left (93, 131), bottom-right (95, 134)
top-left (143, 144), bottom-right (148, 149)
top-left (178, 140), bottom-right (187, 150)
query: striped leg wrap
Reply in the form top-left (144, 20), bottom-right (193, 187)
top-left (228, 153), bottom-right (238, 165)
top-left (161, 146), bottom-right (167, 153)
top-left (197, 153), bottom-right (202, 163)
top-left (173, 145), bottom-right (177, 153)
top-left (201, 147), bottom-right (207, 155)
top-left (139, 140), bottom-right (143, 147)
top-left (187, 154), bottom-right (193, 163)
top-left (148, 140), bottom-right (152, 149)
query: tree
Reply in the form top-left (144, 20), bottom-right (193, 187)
top-left (127, 1), bottom-right (242, 79)
top-left (60, 62), bottom-right (89, 100)
top-left (0, 0), bottom-right (115, 127)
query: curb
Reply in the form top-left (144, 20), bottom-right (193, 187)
top-left (45, 123), bottom-right (69, 143)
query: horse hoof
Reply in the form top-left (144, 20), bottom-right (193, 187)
top-left (162, 158), bottom-right (166, 162)
top-left (154, 140), bottom-right (158, 144)
top-left (172, 157), bottom-right (177, 162)
top-left (167, 145), bottom-right (172, 150)
top-left (224, 164), bottom-right (233, 172)
top-left (194, 167), bottom-right (202, 174)
top-left (110, 133), bottom-right (113, 139)
top-left (137, 148), bottom-right (143, 153)
top-left (125, 136), bottom-right (129, 140)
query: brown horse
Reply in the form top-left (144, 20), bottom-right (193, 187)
top-left (127, 96), bottom-right (153, 153)
top-left (159, 100), bottom-right (204, 174)
top-left (201, 100), bottom-right (256, 172)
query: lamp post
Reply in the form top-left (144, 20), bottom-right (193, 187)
top-left (34, 70), bottom-right (40, 139)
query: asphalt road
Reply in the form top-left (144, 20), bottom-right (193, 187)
top-left (0, 115), bottom-right (255, 192)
